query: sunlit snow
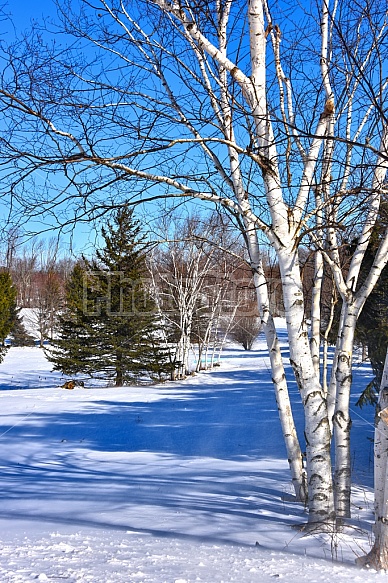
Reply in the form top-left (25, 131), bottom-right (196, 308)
top-left (0, 320), bottom-right (383, 581)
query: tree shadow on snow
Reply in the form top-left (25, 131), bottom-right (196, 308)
top-left (0, 365), bottom-right (312, 544)
top-left (0, 361), bottom-right (374, 547)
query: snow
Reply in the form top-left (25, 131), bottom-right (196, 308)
top-left (0, 321), bottom-right (384, 582)
top-left (18, 308), bottom-right (41, 341)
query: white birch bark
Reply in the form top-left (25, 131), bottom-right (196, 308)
top-left (247, 227), bottom-right (307, 502)
top-left (322, 286), bottom-right (337, 396)
top-left (277, 245), bottom-right (335, 525)
top-left (243, 0), bottom-right (335, 517)
top-left (310, 195), bottom-right (324, 380)
top-left (331, 126), bottom-right (388, 519)
top-left (241, 0), bottom-right (332, 518)
top-left (357, 349), bottom-right (388, 569)
top-left (262, 0), bottom-right (335, 517)
top-left (332, 303), bottom-right (357, 519)
top-left (214, 2), bottom-right (307, 502)
top-left (312, 0), bottom-right (335, 381)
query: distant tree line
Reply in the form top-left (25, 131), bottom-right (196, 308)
top-left (0, 209), bottom-right (285, 382)
top-left (1, 209), bottom-right (386, 391)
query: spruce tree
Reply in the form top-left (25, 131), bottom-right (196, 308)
top-left (45, 262), bottom-right (98, 376)
top-left (46, 208), bottom-right (173, 385)
top-left (354, 207), bottom-right (388, 406)
top-left (0, 271), bottom-right (19, 359)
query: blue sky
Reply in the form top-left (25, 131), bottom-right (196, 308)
top-left (2, 1), bottom-right (102, 255)
top-left (5, 0), bottom-right (58, 30)
top-left (2, 0), bottom-right (383, 258)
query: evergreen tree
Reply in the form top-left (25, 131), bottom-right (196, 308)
top-left (355, 207), bottom-right (388, 407)
top-left (46, 208), bottom-right (173, 385)
top-left (45, 262), bottom-right (97, 375)
top-left (0, 271), bottom-right (18, 359)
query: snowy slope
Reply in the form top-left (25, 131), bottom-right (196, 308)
top-left (0, 323), bottom-right (383, 582)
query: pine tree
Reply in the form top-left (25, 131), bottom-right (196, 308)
top-left (45, 262), bottom-right (97, 376)
top-left (0, 270), bottom-right (19, 359)
top-left (46, 208), bottom-right (173, 385)
top-left (354, 203), bottom-right (388, 407)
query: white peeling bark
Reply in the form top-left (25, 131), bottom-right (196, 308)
top-left (332, 126), bottom-right (388, 519)
top-left (264, 314), bottom-right (308, 502)
top-left (247, 226), bottom-right (307, 502)
top-left (321, 286), bottom-right (337, 397)
top-left (357, 349), bottom-right (388, 569)
top-left (222, 129), bottom-right (307, 500)
top-left (310, 247), bottom-right (324, 380)
top-left (251, 0), bottom-right (333, 521)
top-left (277, 245), bottom-right (335, 525)
top-left (332, 303), bottom-right (357, 519)
top-left (331, 229), bottom-right (388, 518)
top-left (214, 2), bottom-right (307, 502)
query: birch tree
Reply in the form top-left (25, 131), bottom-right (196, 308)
top-left (1, 0), bottom-right (388, 528)
top-left (358, 349), bottom-right (388, 570)
top-left (149, 211), bottom-right (245, 375)
top-left (150, 215), bottom-right (218, 378)
top-left (328, 128), bottom-right (388, 519)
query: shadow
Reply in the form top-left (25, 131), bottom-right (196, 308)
top-left (0, 366), bottom-right (304, 459)
top-left (0, 450), bottom-right (305, 548)
top-left (0, 344), bottom-right (375, 548)
top-left (0, 510), bottom-right (258, 548)
top-left (0, 362), bottom-right (309, 544)
top-left (0, 373), bottom-right (64, 391)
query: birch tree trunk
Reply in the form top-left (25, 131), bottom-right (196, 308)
top-left (244, 222), bottom-right (308, 503)
top-left (240, 0), bottom-right (330, 517)
top-left (357, 349), bottom-right (388, 570)
top-left (264, 314), bottom-right (308, 503)
top-left (322, 286), bottom-right (337, 396)
top-left (277, 245), bottom-right (335, 525)
top-left (332, 303), bottom-right (357, 520)
top-left (253, 249), bottom-right (309, 503)
top-left (214, 1), bottom-right (308, 504)
top-left (329, 126), bottom-right (388, 519)
top-left (310, 248), bottom-right (324, 380)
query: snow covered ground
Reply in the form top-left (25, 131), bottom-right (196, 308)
top-left (0, 321), bottom-right (384, 581)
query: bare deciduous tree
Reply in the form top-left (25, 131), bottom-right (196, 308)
top-left (149, 211), bottom-right (243, 376)
top-left (1, 0), bottom-right (388, 534)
